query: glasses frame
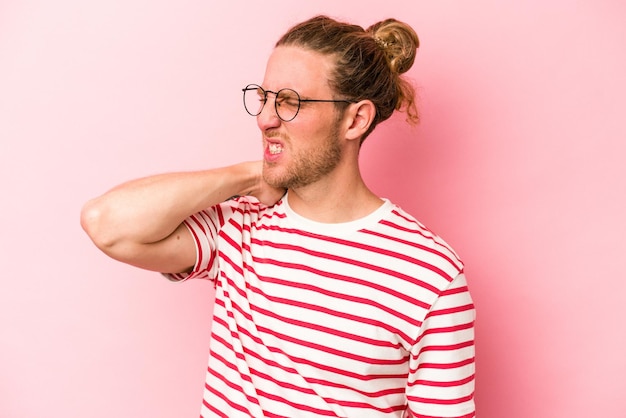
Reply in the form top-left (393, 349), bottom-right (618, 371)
top-left (242, 84), bottom-right (356, 122)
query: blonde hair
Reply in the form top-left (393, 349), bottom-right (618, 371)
top-left (276, 15), bottom-right (420, 141)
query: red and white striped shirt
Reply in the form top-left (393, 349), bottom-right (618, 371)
top-left (167, 195), bottom-right (475, 418)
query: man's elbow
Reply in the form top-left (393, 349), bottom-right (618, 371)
top-left (80, 198), bottom-right (119, 252)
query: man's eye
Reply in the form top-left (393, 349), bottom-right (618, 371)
top-left (285, 99), bottom-right (299, 108)
top-left (277, 96), bottom-right (299, 108)
top-left (249, 87), bottom-right (263, 100)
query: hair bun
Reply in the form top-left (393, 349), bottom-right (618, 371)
top-left (368, 18), bottom-right (419, 75)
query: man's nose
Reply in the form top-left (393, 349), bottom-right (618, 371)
top-left (256, 94), bottom-right (281, 129)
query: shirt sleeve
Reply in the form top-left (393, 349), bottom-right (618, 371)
top-left (406, 273), bottom-right (476, 418)
top-left (163, 201), bottom-right (235, 283)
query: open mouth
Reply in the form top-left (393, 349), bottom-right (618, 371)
top-left (268, 143), bottom-right (283, 155)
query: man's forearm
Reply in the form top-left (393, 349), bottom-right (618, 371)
top-left (80, 162), bottom-right (260, 252)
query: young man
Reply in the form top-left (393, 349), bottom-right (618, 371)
top-left (81, 15), bottom-right (475, 418)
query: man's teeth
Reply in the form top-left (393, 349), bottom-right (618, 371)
top-left (269, 143), bottom-right (283, 154)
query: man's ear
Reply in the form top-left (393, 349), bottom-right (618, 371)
top-left (344, 100), bottom-right (376, 142)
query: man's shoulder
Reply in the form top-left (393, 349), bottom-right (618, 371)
top-left (376, 203), bottom-right (464, 272)
top-left (212, 195), bottom-right (287, 228)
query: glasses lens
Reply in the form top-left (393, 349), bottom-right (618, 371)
top-left (275, 89), bottom-right (300, 121)
top-left (243, 85), bottom-right (265, 116)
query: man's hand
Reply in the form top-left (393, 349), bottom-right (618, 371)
top-left (240, 161), bottom-right (286, 206)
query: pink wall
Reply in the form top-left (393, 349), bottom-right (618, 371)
top-left (1, 1), bottom-right (625, 417)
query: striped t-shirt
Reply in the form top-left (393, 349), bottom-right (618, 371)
top-left (167, 195), bottom-right (475, 418)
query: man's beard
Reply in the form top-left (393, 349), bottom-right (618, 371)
top-left (263, 124), bottom-right (343, 190)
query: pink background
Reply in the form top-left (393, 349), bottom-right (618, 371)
top-left (1, 1), bottom-right (625, 417)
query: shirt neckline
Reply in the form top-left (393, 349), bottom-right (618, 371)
top-left (281, 192), bottom-right (393, 236)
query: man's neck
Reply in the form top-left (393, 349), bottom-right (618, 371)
top-left (286, 168), bottom-right (383, 224)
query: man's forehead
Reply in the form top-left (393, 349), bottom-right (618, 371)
top-left (262, 46), bottom-right (334, 93)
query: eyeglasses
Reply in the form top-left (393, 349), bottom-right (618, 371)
top-left (242, 84), bottom-right (355, 122)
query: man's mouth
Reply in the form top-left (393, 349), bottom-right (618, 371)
top-left (268, 143), bottom-right (283, 155)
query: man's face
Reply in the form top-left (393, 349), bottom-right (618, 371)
top-left (258, 46), bottom-right (345, 190)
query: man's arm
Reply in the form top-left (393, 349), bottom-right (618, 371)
top-left (80, 161), bottom-right (283, 274)
top-left (406, 274), bottom-right (476, 417)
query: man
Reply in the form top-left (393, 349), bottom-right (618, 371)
top-left (81, 15), bottom-right (475, 418)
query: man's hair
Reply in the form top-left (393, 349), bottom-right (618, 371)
top-left (276, 15), bottom-right (420, 141)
